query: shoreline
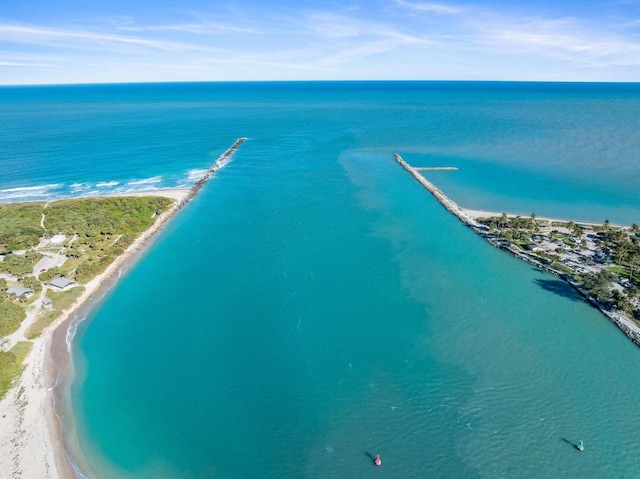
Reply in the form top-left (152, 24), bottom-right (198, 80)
top-left (0, 138), bottom-right (246, 479)
top-left (394, 153), bottom-right (640, 348)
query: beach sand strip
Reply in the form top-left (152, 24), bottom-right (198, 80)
top-left (0, 138), bottom-right (246, 479)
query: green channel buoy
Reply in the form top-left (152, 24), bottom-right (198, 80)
top-left (577, 440), bottom-right (584, 452)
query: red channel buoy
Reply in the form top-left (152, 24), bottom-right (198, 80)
top-left (374, 454), bottom-right (382, 466)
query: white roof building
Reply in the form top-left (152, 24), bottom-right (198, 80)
top-left (6, 286), bottom-right (34, 297)
top-left (49, 277), bottom-right (76, 290)
top-left (50, 235), bottom-right (66, 245)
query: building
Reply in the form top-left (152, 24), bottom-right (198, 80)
top-left (42, 297), bottom-right (53, 308)
top-left (6, 286), bottom-right (35, 298)
top-left (49, 277), bottom-right (76, 291)
top-left (49, 234), bottom-right (66, 246)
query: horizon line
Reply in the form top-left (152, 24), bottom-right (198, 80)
top-left (2, 79), bottom-right (640, 88)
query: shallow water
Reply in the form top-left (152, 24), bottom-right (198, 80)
top-left (2, 82), bottom-right (640, 478)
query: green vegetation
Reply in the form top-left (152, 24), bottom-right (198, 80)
top-left (0, 251), bottom-right (42, 276)
top-left (612, 290), bottom-right (635, 315)
top-left (45, 197), bottom-right (173, 283)
top-left (39, 267), bottom-right (62, 282)
top-left (48, 286), bottom-right (85, 310)
top-left (611, 235), bottom-right (640, 286)
top-left (22, 276), bottom-right (42, 292)
top-left (500, 228), bottom-right (531, 243)
top-left (0, 203), bottom-right (44, 252)
top-left (26, 310), bottom-right (61, 340)
top-left (45, 196), bottom-right (172, 237)
top-left (0, 196), bottom-right (171, 338)
top-left (0, 300), bottom-right (26, 337)
top-left (551, 231), bottom-right (577, 248)
top-left (0, 341), bottom-right (32, 400)
top-left (478, 214), bottom-right (536, 232)
top-left (579, 270), bottom-right (618, 304)
top-left (27, 286), bottom-right (86, 339)
top-left (550, 262), bottom-right (573, 274)
top-left (476, 212), bottom-right (640, 321)
top-left (0, 196), bottom-right (175, 397)
top-left (533, 250), bottom-right (560, 264)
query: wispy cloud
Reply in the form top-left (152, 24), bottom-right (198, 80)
top-left (474, 17), bottom-right (640, 67)
top-left (1, 1), bottom-right (640, 83)
top-left (299, 11), bottom-right (434, 67)
top-left (0, 24), bottom-right (221, 53)
top-left (394, 0), bottom-right (460, 15)
top-left (117, 22), bottom-right (263, 35)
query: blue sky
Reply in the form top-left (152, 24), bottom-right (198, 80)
top-left (2, 0), bottom-right (640, 84)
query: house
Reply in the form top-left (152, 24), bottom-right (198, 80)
top-left (49, 277), bottom-right (76, 291)
top-left (42, 297), bottom-right (53, 308)
top-left (523, 243), bottom-right (544, 253)
top-left (6, 286), bottom-right (35, 298)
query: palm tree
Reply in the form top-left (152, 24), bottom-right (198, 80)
top-left (500, 213), bottom-right (508, 230)
top-left (603, 219), bottom-right (611, 231)
top-left (617, 241), bottom-right (630, 268)
top-left (575, 226), bottom-right (584, 245)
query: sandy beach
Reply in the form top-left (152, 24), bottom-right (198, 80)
top-left (0, 135), bottom-right (245, 479)
top-left (0, 188), bottom-right (189, 479)
top-left (461, 208), bottom-right (610, 228)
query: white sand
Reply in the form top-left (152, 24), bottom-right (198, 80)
top-left (0, 189), bottom-right (189, 479)
top-left (109, 188), bottom-right (190, 201)
top-left (461, 208), bottom-right (608, 228)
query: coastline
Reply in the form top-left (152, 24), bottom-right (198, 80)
top-left (0, 188), bottom-right (189, 479)
top-left (394, 153), bottom-right (640, 348)
top-left (0, 138), bottom-right (246, 479)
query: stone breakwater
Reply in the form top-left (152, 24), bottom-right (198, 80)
top-left (179, 137), bottom-right (247, 207)
top-left (122, 137), bottom-right (247, 265)
top-left (394, 153), bottom-right (640, 348)
top-left (393, 154), bottom-right (474, 226)
top-left (0, 137), bottom-right (248, 479)
top-left (414, 167), bottom-right (459, 171)
top-left (55, 137), bottom-right (248, 478)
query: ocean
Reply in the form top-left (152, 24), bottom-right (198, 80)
top-left (2, 82), bottom-right (640, 478)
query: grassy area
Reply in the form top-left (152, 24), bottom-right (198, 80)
top-left (0, 202), bottom-right (44, 252)
top-left (551, 262), bottom-right (573, 274)
top-left (26, 310), bottom-right (62, 340)
top-left (44, 197), bottom-right (173, 283)
top-left (10, 341), bottom-right (32, 360)
top-left (0, 300), bottom-right (27, 337)
top-left (0, 196), bottom-right (174, 396)
top-left (550, 232), bottom-right (577, 248)
top-left (49, 286), bottom-right (85, 310)
top-left (26, 286), bottom-right (85, 339)
top-left (0, 341), bottom-right (32, 400)
top-left (608, 265), bottom-right (628, 275)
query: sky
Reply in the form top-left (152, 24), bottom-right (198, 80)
top-left (1, 0), bottom-right (640, 84)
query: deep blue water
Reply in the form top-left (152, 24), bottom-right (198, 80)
top-left (2, 82), bottom-right (640, 478)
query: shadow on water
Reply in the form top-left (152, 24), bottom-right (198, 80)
top-left (365, 452), bottom-right (376, 464)
top-left (561, 437), bottom-right (583, 451)
top-left (534, 278), bottom-right (583, 302)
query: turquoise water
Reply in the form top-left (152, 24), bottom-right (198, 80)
top-left (2, 82), bottom-right (640, 477)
